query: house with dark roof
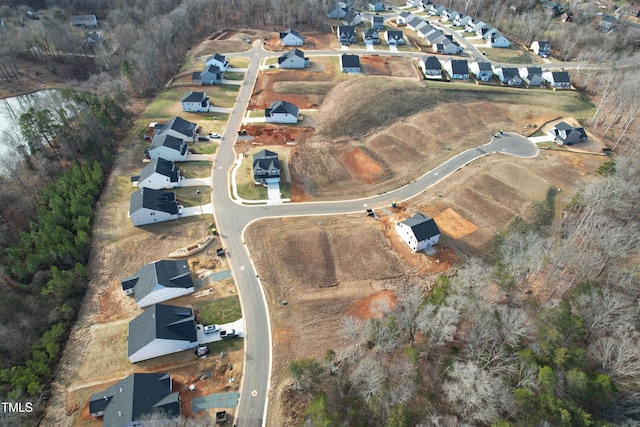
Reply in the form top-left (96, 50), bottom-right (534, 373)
top-left (127, 304), bottom-right (198, 363)
top-left (417, 0), bottom-right (434, 11)
top-left (396, 11), bottom-right (411, 26)
top-left (444, 59), bottom-right (469, 79)
top-left (395, 213), bottom-right (440, 252)
top-left (487, 32), bottom-right (510, 48)
top-left (342, 10), bottom-right (363, 26)
top-left (424, 29), bottom-right (447, 46)
top-left (328, 2), bottom-right (349, 19)
top-left (265, 100), bottom-right (299, 124)
top-left (441, 8), bottom-right (458, 21)
top-left (465, 18), bottom-right (485, 32)
top-left (280, 28), bottom-right (304, 46)
top-left (470, 61), bottom-right (493, 82)
top-left (181, 91), bottom-right (210, 112)
top-left (369, 0), bottom-right (385, 12)
top-left (121, 260), bottom-right (194, 307)
top-left (363, 28), bottom-right (380, 44)
top-left (278, 48), bottom-right (309, 69)
top-left (253, 149), bottom-right (281, 185)
top-left (416, 21), bottom-right (435, 38)
top-left (519, 66), bottom-right (545, 86)
top-left (133, 158), bottom-right (182, 190)
top-left (542, 70), bottom-right (571, 89)
top-left (70, 14), bottom-right (97, 27)
top-left (128, 188), bottom-right (181, 227)
top-left (434, 38), bottom-right (460, 55)
top-left (406, 15), bottom-right (425, 31)
top-left (194, 64), bottom-right (223, 85)
top-left (337, 25), bottom-right (357, 45)
top-left (154, 116), bottom-right (198, 142)
top-left (453, 13), bottom-right (472, 27)
top-left (340, 53), bottom-right (360, 73)
top-left (428, 4), bottom-right (446, 16)
top-left (89, 373), bottom-right (180, 426)
top-left (494, 66), bottom-right (522, 86)
top-left (372, 13), bottom-right (384, 30)
top-left (148, 134), bottom-right (189, 162)
top-left (530, 40), bottom-right (550, 57)
top-left (205, 53), bottom-right (229, 72)
top-left (548, 122), bottom-right (587, 145)
top-left (599, 15), bottom-right (617, 32)
top-left (419, 55), bottom-right (442, 77)
top-left (385, 30), bottom-right (405, 45)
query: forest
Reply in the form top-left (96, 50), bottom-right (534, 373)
top-left (0, 0), bottom-right (639, 425)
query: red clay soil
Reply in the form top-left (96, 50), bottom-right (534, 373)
top-left (250, 69), bottom-right (330, 109)
top-left (348, 290), bottom-right (398, 319)
top-left (235, 125), bottom-right (314, 150)
top-left (340, 148), bottom-right (384, 183)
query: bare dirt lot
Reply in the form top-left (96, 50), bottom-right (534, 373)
top-left (262, 31), bottom-right (340, 51)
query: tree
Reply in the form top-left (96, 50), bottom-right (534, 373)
top-left (418, 304), bottom-right (459, 359)
top-left (394, 285), bottom-right (425, 347)
top-left (340, 316), bottom-right (367, 359)
top-left (288, 358), bottom-right (324, 391)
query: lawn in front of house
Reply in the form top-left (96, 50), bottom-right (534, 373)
top-left (175, 185), bottom-right (211, 207)
top-left (194, 295), bottom-right (242, 325)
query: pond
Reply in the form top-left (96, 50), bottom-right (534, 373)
top-left (0, 89), bottom-right (61, 169)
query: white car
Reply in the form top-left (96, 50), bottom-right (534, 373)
top-left (204, 324), bottom-right (219, 334)
top-left (209, 132), bottom-right (221, 139)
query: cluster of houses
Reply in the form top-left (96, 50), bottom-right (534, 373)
top-left (417, 55), bottom-right (572, 88)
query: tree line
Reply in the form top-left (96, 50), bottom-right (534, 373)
top-left (286, 160), bottom-right (640, 426)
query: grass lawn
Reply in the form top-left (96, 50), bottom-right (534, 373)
top-left (198, 143), bottom-right (219, 155)
top-left (482, 47), bottom-right (535, 64)
top-left (194, 295), bottom-right (242, 325)
top-left (248, 110), bottom-right (265, 118)
top-left (200, 113), bottom-right (229, 133)
top-left (224, 72), bottom-right (246, 81)
top-left (204, 336), bottom-right (244, 354)
top-left (463, 31), bottom-right (476, 37)
top-left (175, 185), bottom-right (210, 206)
top-left (228, 57), bottom-right (249, 68)
top-left (264, 57), bottom-right (279, 66)
top-left (209, 85), bottom-right (240, 108)
top-left (236, 183), bottom-right (268, 200)
top-left (178, 160), bottom-right (212, 178)
top-left (140, 88), bottom-right (187, 120)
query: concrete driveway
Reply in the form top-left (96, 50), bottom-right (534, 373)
top-left (181, 203), bottom-right (213, 217)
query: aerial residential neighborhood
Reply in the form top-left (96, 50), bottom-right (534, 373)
top-left (0, 1), bottom-right (639, 427)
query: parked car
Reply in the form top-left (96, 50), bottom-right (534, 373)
top-left (219, 329), bottom-right (237, 339)
top-left (268, 65), bottom-right (276, 69)
top-left (209, 132), bottom-right (221, 138)
top-left (198, 135), bottom-right (210, 141)
top-left (204, 324), bottom-right (219, 334)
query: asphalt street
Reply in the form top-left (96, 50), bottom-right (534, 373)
top-left (214, 37), bottom-right (549, 427)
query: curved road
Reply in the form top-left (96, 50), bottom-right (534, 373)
top-left (213, 41), bottom-right (538, 427)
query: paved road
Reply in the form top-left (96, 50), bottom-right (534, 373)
top-left (211, 41), bottom-right (540, 427)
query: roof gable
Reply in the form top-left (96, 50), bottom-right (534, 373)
top-left (128, 304), bottom-right (197, 357)
top-left (122, 260), bottom-right (193, 304)
top-left (129, 187), bottom-right (179, 216)
top-left (400, 213), bottom-right (440, 241)
top-left (341, 53), bottom-right (360, 68)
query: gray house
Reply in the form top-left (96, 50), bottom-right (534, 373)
top-left (444, 59), bottom-right (469, 79)
top-left (337, 25), bottom-right (357, 45)
top-left (121, 260), bottom-right (194, 308)
top-left (280, 28), bottom-right (304, 46)
top-left (89, 373), bottom-right (180, 424)
top-left (419, 55), bottom-right (442, 77)
top-left (372, 13), bottom-right (384, 30)
top-left (278, 48), bottom-right (309, 69)
top-left (70, 14), bottom-right (97, 27)
top-left (548, 122), bottom-right (588, 145)
top-left (253, 149), bottom-right (281, 185)
top-left (363, 28), bottom-right (380, 44)
top-left (519, 67), bottom-right (545, 86)
top-left (385, 30), bottom-right (405, 45)
top-left (127, 304), bottom-right (198, 363)
top-left (128, 188), bottom-right (181, 227)
top-left (494, 67), bottom-right (522, 86)
top-left (368, 0), bottom-right (385, 11)
top-left (340, 53), bottom-right (361, 73)
top-left (194, 64), bottom-right (223, 85)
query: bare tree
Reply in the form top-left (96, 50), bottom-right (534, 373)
top-left (418, 304), bottom-right (460, 358)
top-left (394, 284), bottom-right (425, 347)
top-left (349, 355), bottom-right (385, 405)
top-left (589, 329), bottom-right (640, 386)
top-left (573, 286), bottom-right (635, 342)
top-left (340, 316), bottom-right (367, 359)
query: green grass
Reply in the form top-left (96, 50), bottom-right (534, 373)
top-left (236, 183), bottom-right (268, 200)
top-left (248, 110), bottom-right (265, 118)
top-left (194, 295), bottom-right (242, 325)
top-left (140, 88), bottom-right (185, 120)
top-left (174, 185), bottom-right (210, 206)
top-left (224, 72), bottom-right (245, 81)
top-left (264, 57), bottom-right (279, 65)
top-left (462, 31), bottom-right (476, 37)
top-left (210, 85), bottom-right (240, 108)
top-left (482, 47), bottom-right (535, 64)
top-left (177, 161), bottom-right (212, 178)
top-left (204, 336), bottom-right (244, 354)
top-left (198, 143), bottom-right (219, 155)
top-left (537, 142), bottom-right (568, 150)
top-left (228, 57), bottom-right (249, 68)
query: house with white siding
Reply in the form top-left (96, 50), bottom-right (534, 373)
top-left (444, 59), bottom-right (469, 79)
top-left (181, 91), bottom-right (210, 112)
top-left (280, 28), bottom-right (304, 46)
top-left (385, 30), bottom-right (405, 45)
top-left (278, 48), bottom-right (309, 69)
top-left (121, 260), bottom-right (194, 308)
top-left (133, 158), bottom-right (182, 190)
top-left (543, 70), bottom-right (571, 89)
top-left (253, 149), bottom-right (281, 185)
top-left (395, 213), bottom-right (440, 252)
top-left (265, 100), bottom-right (299, 124)
top-left (470, 61), bottom-right (493, 82)
top-left (205, 53), bottom-right (229, 72)
top-left (154, 116), bottom-right (198, 142)
top-left (530, 40), bottom-right (550, 57)
top-left (419, 55), bottom-right (442, 77)
top-left (340, 53), bottom-right (361, 73)
top-left (128, 188), bottom-right (181, 227)
top-left (519, 67), bottom-right (545, 86)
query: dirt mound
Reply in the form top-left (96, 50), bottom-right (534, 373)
top-left (315, 77), bottom-right (441, 139)
top-left (340, 148), bottom-right (384, 183)
top-left (348, 290), bottom-right (397, 319)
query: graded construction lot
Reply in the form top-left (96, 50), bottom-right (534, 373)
top-left (246, 147), bottom-right (607, 426)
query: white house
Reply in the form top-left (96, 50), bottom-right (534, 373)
top-left (265, 100), bottom-right (299, 124)
top-left (395, 213), bottom-right (440, 252)
top-left (519, 67), bottom-right (545, 86)
top-left (487, 32), bottom-right (510, 48)
top-left (121, 260), bottom-right (194, 308)
top-left (127, 304), bottom-right (198, 363)
top-left (337, 25), bottom-right (357, 45)
top-left (424, 29), bottom-right (447, 46)
top-left (133, 158), bottom-right (182, 190)
top-left (193, 64), bottom-right (223, 85)
top-left (419, 55), bottom-right (442, 77)
top-left (181, 91), bottom-right (210, 112)
top-left (148, 134), bottom-right (189, 162)
top-left (368, 0), bottom-right (385, 11)
top-left (444, 59), bottom-right (469, 79)
top-left (530, 40), bottom-right (550, 57)
top-left (470, 61), bottom-right (493, 81)
top-left (89, 373), bottom-right (180, 424)
top-left (434, 38), bottom-right (460, 55)
top-left (363, 28), bottom-right (380, 44)
top-left (205, 53), bottom-right (229, 72)
top-left (494, 66), bottom-right (522, 86)
top-left (342, 10), bottom-right (363, 26)
top-left (128, 187), bottom-right (181, 227)
top-left (280, 28), bottom-right (304, 46)
top-left (465, 18), bottom-right (485, 32)
top-left (154, 116), bottom-right (198, 142)
top-left (340, 53), bottom-right (361, 73)
top-left (542, 70), bottom-right (571, 89)
top-left (278, 48), bottom-right (309, 69)
top-left (548, 122), bottom-right (588, 145)
top-left (453, 13), bottom-right (472, 27)
top-left (253, 149), bottom-right (281, 185)
top-left (385, 30), bottom-right (405, 45)
top-left (328, 2), bottom-right (349, 19)
top-left (372, 13), bottom-right (384, 30)
top-left (396, 11), bottom-right (411, 26)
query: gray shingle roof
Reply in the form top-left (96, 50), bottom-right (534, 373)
top-left (422, 56), bottom-right (442, 70)
top-left (400, 213), bottom-right (440, 241)
top-left (265, 100), bottom-right (299, 117)
top-left (149, 134), bottom-right (188, 155)
top-left (155, 116), bottom-right (196, 138)
top-left (127, 304), bottom-right (197, 358)
top-left (138, 158), bottom-right (179, 184)
top-left (341, 53), bottom-right (360, 68)
top-left (121, 260), bottom-right (193, 304)
top-left (448, 59), bottom-right (469, 75)
top-left (181, 91), bottom-right (206, 103)
top-left (280, 28), bottom-right (303, 40)
top-left (89, 373), bottom-right (180, 427)
top-left (278, 48), bottom-right (305, 64)
top-left (129, 188), bottom-right (179, 217)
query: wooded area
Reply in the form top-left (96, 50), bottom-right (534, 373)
top-left (0, 0), bottom-right (639, 425)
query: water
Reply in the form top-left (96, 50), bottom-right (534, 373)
top-left (0, 89), bottom-right (61, 167)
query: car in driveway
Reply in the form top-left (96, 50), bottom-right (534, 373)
top-left (209, 132), bottom-right (221, 138)
top-left (219, 329), bottom-right (237, 339)
top-left (204, 324), bottom-right (220, 334)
